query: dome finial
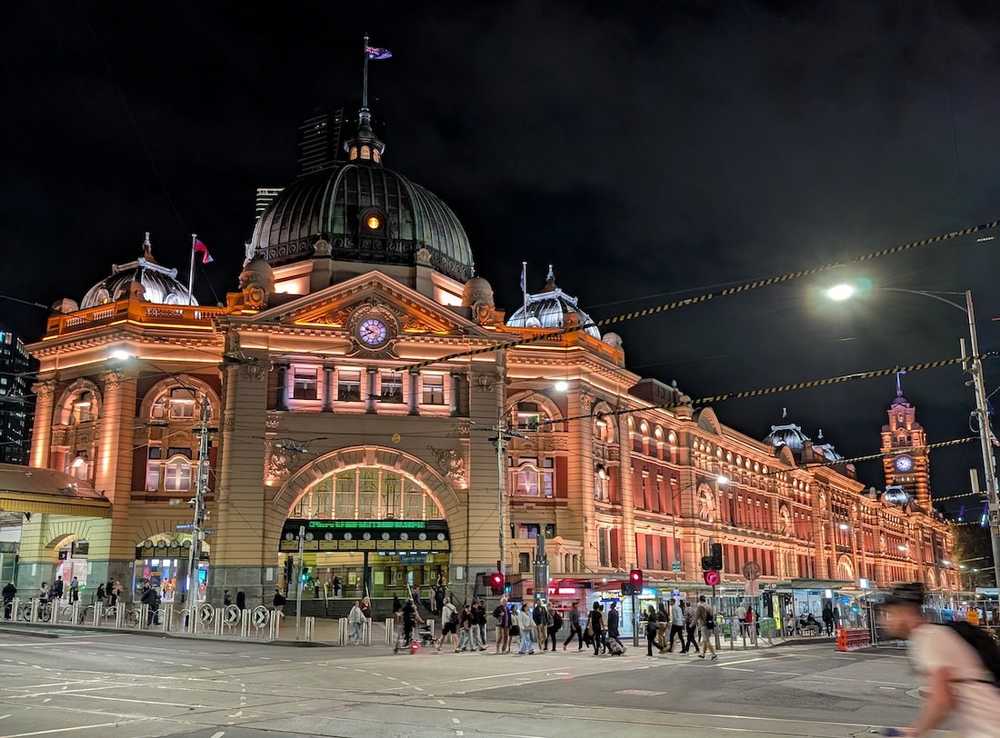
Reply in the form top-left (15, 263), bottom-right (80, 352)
top-left (896, 369), bottom-right (906, 397)
top-left (542, 264), bottom-right (557, 292)
top-left (346, 35), bottom-right (390, 165)
top-left (817, 428), bottom-right (824, 440)
top-left (781, 407), bottom-right (787, 419)
top-left (142, 232), bottom-right (154, 261)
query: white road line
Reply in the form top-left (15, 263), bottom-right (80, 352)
top-left (715, 655), bottom-right (793, 667)
top-left (0, 643), bottom-right (96, 649)
top-left (0, 717), bottom-right (9, 722)
top-left (0, 721), bottom-right (138, 738)
top-left (70, 694), bottom-right (210, 708)
top-left (458, 667), bottom-right (563, 682)
top-left (210, 732), bottom-right (226, 738)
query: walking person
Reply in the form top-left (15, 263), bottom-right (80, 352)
top-left (348, 599), bottom-right (365, 645)
top-left (589, 602), bottom-right (606, 656)
top-left (457, 604), bottom-right (473, 652)
top-left (667, 598), bottom-right (686, 653)
top-left (224, 590), bottom-right (233, 607)
top-left (517, 605), bottom-right (536, 655)
top-left (822, 602), bottom-right (835, 637)
top-left (645, 605), bottom-right (659, 657)
top-left (532, 601), bottom-right (546, 649)
top-left (696, 595), bottom-right (717, 661)
top-left (656, 602), bottom-right (669, 652)
top-left (471, 599), bottom-right (487, 651)
top-left (681, 600), bottom-right (699, 654)
top-left (494, 597), bottom-right (511, 654)
top-left (272, 587), bottom-right (286, 615)
top-left (52, 576), bottom-right (64, 601)
top-left (563, 601), bottom-right (583, 650)
top-left (546, 606), bottom-right (562, 651)
top-left (401, 596), bottom-right (422, 650)
top-left (2, 581), bottom-right (15, 619)
top-left (236, 591), bottom-right (246, 611)
top-left (69, 577), bottom-right (79, 604)
top-left (607, 602), bottom-right (620, 643)
top-left (883, 582), bottom-right (1000, 737)
top-left (95, 582), bottom-right (106, 608)
top-left (438, 597), bottom-right (459, 652)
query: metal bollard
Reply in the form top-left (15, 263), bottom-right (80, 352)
top-left (337, 617), bottom-right (348, 646)
top-left (428, 618), bottom-right (435, 639)
top-left (214, 607), bottom-right (223, 636)
top-left (268, 610), bottom-right (283, 641)
top-left (8, 597), bottom-right (18, 622)
top-left (71, 602), bottom-right (80, 625)
top-left (29, 599), bottom-right (39, 623)
top-left (162, 604), bottom-right (173, 633)
top-left (240, 609), bottom-right (251, 640)
top-left (139, 604), bottom-right (149, 630)
top-left (363, 617), bottom-right (372, 646)
top-left (115, 605), bottom-right (125, 629)
top-left (303, 616), bottom-right (315, 641)
top-left (384, 617), bottom-right (395, 646)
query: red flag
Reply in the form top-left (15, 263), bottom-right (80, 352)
top-left (193, 239), bottom-right (214, 264)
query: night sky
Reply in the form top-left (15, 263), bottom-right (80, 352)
top-left (4, 2), bottom-right (1000, 519)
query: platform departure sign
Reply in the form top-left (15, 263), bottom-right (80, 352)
top-left (278, 519), bottom-right (450, 553)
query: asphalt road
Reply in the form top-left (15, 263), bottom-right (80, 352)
top-left (0, 628), bottom-right (942, 738)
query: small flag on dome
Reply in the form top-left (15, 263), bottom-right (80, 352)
top-left (193, 238), bottom-right (214, 264)
top-left (365, 46), bottom-right (393, 60)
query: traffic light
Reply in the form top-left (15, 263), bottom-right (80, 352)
top-left (489, 570), bottom-right (505, 595)
top-left (300, 566), bottom-right (310, 584)
top-left (702, 543), bottom-right (723, 571)
top-left (629, 568), bottom-right (643, 589)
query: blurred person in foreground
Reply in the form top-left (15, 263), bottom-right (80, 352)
top-left (883, 582), bottom-right (1000, 738)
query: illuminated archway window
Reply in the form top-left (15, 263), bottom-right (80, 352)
top-left (291, 466), bottom-right (445, 521)
top-left (61, 390), bottom-right (97, 425)
top-left (509, 458), bottom-right (554, 498)
top-left (360, 145), bottom-right (371, 160)
top-left (163, 456), bottom-right (192, 492)
top-left (150, 387), bottom-right (202, 421)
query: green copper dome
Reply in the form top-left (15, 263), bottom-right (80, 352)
top-left (250, 163), bottom-right (474, 282)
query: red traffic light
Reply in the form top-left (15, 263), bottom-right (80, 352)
top-left (489, 571), bottom-right (505, 593)
top-left (629, 568), bottom-right (643, 587)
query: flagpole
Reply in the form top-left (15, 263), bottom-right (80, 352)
top-left (521, 261), bottom-right (528, 315)
top-left (362, 33), bottom-right (369, 111)
top-left (187, 233), bottom-right (197, 306)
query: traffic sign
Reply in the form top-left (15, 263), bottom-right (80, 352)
top-left (175, 523), bottom-right (195, 531)
top-left (703, 569), bottom-right (721, 587)
top-left (671, 560), bottom-right (682, 573)
top-left (741, 560), bottom-right (761, 581)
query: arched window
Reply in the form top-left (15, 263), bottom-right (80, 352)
top-left (60, 389), bottom-right (97, 425)
top-left (513, 401), bottom-right (547, 430)
top-left (509, 458), bottom-right (554, 498)
top-left (150, 387), bottom-right (200, 421)
top-left (290, 466), bottom-right (445, 520)
top-left (163, 456), bottom-right (193, 492)
top-left (68, 451), bottom-right (90, 481)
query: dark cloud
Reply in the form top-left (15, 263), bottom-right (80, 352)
top-left (3, 1), bottom-right (1000, 511)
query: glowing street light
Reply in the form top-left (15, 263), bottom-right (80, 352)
top-left (716, 475), bottom-right (730, 486)
top-left (553, 380), bottom-right (569, 393)
top-left (108, 348), bottom-right (133, 362)
top-left (838, 523), bottom-right (850, 531)
top-left (825, 283), bottom-right (857, 302)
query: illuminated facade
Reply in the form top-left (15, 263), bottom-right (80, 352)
top-left (15, 104), bottom-right (958, 603)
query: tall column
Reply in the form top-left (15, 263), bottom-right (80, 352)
top-left (275, 362), bottom-right (288, 411)
top-left (566, 389), bottom-right (597, 570)
top-left (366, 368), bottom-right (377, 413)
top-left (211, 351), bottom-right (270, 606)
top-left (408, 370), bottom-right (419, 416)
top-left (91, 369), bottom-right (138, 587)
top-left (323, 366), bottom-right (334, 411)
top-left (615, 413), bottom-right (638, 570)
top-left (449, 373), bottom-right (460, 416)
top-left (29, 379), bottom-right (56, 468)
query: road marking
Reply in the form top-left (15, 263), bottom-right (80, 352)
top-left (452, 718), bottom-right (461, 724)
top-left (0, 722), bottom-right (136, 738)
top-left (458, 667), bottom-right (562, 682)
top-left (716, 656), bottom-right (792, 667)
top-left (0, 717), bottom-right (9, 722)
top-left (616, 689), bottom-right (666, 696)
top-left (0, 643), bottom-right (94, 649)
top-left (210, 733), bottom-right (226, 738)
top-left (70, 694), bottom-right (209, 708)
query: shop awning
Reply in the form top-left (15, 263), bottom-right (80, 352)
top-left (0, 464), bottom-right (111, 518)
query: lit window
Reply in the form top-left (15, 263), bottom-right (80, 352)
top-left (360, 145), bottom-right (370, 160)
top-left (380, 371), bottom-right (403, 403)
top-left (372, 150), bottom-right (381, 163)
top-left (337, 370), bottom-right (362, 402)
top-left (349, 148), bottom-right (358, 160)
top-left (515, 401), bottom-right (542, 430)
top-left (365, 214), bottom-right (382, 230)
top-left (510, 459), bottom-right (555, 498)
top-left (145, 463), bottom-right (161, 492)
top-left (168, 388), bottom-right (196, 419)
top-left (421, 374), bottom-right (444, 405)
top-left (164, 457), bottom-right (192, 492)
top-left (292, 368), bottom-right (318, 400)
top-left (70, 392), bottom-right (93, 424)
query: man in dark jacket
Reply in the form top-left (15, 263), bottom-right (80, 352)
top-left (546, 608), bottom-right (563, 651)
top-left (2, 581), bottom-right (15, 619)
top-left (607, 602), bottom-right (620, 642)
top-left (563, 602), bottom-right (583, 651)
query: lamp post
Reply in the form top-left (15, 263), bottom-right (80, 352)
top-left (825, 284), bottom-right (1000, 590)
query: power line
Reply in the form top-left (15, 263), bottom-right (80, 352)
top-left (405, 216), bottom-right (1000, 371)
top-left (533, 350), bottom-right (997, 429)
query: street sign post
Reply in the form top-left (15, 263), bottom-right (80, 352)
top-left (671, 560), bottom-right (682, 574)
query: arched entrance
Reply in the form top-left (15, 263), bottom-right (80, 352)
top-left (272, 446), bottom-right (459, 600)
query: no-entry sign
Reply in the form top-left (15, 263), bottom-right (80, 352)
top-left (703, 569), bottom-right (721, 586)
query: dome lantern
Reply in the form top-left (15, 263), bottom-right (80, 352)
top-left (506, 264), bottom-right (601, 339)
top-left (81, 233), bottom-right (195, 309)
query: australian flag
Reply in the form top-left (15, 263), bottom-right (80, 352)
top-left (366, 46), bottom-right (393, 60)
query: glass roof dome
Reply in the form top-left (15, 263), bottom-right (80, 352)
top-left (80, 236), bottom-right (195, 309)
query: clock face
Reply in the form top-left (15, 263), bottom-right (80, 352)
top-left (894, 454), bottom-right (914, 472)
top-left (357, 317), bottom-right (389, 347)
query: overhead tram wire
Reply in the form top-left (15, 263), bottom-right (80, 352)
top-left (405, 217), bottom-right (1000, 372)
top-left (528, 349), bottom-right (1000, 429)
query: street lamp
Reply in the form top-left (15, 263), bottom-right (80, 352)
top-left (825, 282), bottom-right (1000, 589)
top-left (553, 380), bottom-right (569, 393)
top-left (716, 475), bottom-right (730, 486)
top-left (838, 523), bottom-right (850, 531)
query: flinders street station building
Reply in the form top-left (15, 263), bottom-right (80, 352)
top-left (3, 101), bottom-right (958, 614)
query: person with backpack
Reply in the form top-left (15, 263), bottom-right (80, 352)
top-left (883, 582), bottom-right (1000, 738)
top-left (696, 595), bottom-right (717, 661)
top-left (563, 601), bottom-right (583, 651)
top-left (438, 597), bottom-right (459, 652)
top-left (546, 607), bottom-right (563, 651)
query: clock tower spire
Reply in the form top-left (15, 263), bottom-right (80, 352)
top-left (880, 374), bottom-right (931, 507)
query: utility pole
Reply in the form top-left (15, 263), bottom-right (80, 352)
top-left (184, 395), bottom-right (211, 632)
top-left (492, 413), bottom-right (523, 585)
top-left (962, 290), bottom-right (1000, 590)
top-left (295, 524), bottom-right (305, 640)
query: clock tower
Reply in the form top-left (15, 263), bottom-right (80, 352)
top-left (881, 374), bottom-right (931, 507)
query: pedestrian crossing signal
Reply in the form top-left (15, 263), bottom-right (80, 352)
top-left (489, 571), bottom-right (505, 595)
